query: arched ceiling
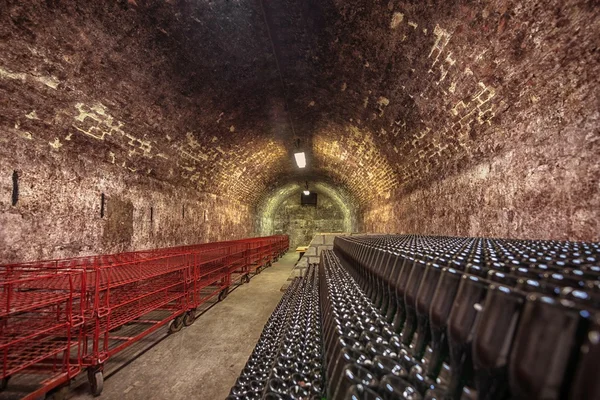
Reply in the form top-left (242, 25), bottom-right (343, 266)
top-left (2, 0), bottom-right (597, 226)
top-left (255, 179), bottom-right (359, 236)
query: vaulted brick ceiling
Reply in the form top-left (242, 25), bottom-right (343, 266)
top-left (2, 0), bottom-right (598, 222)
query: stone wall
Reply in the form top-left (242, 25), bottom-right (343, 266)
top-left (0, 1), bottom-right (275, 262)
top-left (273, 191), bottom-right (345, 249)
top-left (255, 181), bottom-right (359, 240)
top-left (310, 0), bottom-right (599, 241)
top-left (0, 148), bottom-right (253, 263)
top-left (0, 0), bottom-right (598, 263)
top-left (362, 145), bottom-right (598, 240)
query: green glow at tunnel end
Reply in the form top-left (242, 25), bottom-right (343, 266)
top-left (255, 181), bottom-right (360, 237)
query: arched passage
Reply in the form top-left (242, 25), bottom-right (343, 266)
top-left (255, 181), bottom-right (360, 244)
top-left (272, 189), bottom-right (343, 248)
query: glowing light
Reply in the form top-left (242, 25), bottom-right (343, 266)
top-left (294, 152), bottom-right (306, 168)
top-left (303, 190), bottom-right (310, 195)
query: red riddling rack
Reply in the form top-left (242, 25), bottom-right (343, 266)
top-left (0, 271), bottom-right (83, 400)
top-left (0, 235), bottom-right (288, 399)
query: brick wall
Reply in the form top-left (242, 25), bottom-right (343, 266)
top-left (273, 190), bottom-right (345, 249)
top-left (0, 1), bottom-right (275, 261)
top-left (309, 0), bottom-right (599, 241)
top-left (255, 181), bottom-right (360, 241)
top-left (0, 150), bottom-right (253, 263)
top-left (1, 0), bottom-right (598, 263)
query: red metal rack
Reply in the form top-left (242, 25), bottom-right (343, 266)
top-left (182, 244), bottom-right (245, 326)
top-left (55, 252), bottom-right (191, 396)
top-left (0, 235), bottom-right (289, 398)
top-left (182, 237), bottom-right (288, 327)
top-left (0, 270), bottom-right (83, 400)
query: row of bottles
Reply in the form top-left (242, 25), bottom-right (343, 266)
top-left (329, 234), bottom-right (600, 400)
top-left (321, 249), bottom-right (423, 400)
top-left (228, 265), bottom-right (324, 400)
top-left (228, 234), bottom-right (599, 399)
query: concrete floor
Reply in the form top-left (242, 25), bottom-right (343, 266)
top-left (71, 252), bottom-right (297, 400)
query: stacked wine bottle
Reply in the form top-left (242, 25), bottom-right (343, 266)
top-left (230, 234), bottom-right (599, 400)
top-left (321, 249), bottom-right (418, 400)
top-left (330, 234), bottom-right (600, 400)
top-left (227, 264), bottom-right (324, 400)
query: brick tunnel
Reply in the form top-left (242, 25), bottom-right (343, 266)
top-left (0, 1), bottom-right (598, 399)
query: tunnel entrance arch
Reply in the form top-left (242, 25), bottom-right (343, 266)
top-left (255, 181), bottom-right (359, 244)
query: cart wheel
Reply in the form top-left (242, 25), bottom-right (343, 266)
top-left (183, 310), bottom-right (196, 326)
top-left (87, 369), bottom-right (104, 397)
top-left (242, 274), bottom-right (250, 283)
top-left (218, 288), bottom-right (229, 301)
top-left (1, 376), bottom-right (10, 391)
top-left (168, 315), bottom-right (184, 334)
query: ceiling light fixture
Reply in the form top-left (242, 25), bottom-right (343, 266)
top-left (294, 138), bottom-right (306, 169)
top-left (295, 152), bottom-right (306, 169)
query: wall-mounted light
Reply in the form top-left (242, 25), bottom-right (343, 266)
top-left (303, 181), bottom-right (310, 195)
top-left (294, 152), bottom-right (306, 169)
